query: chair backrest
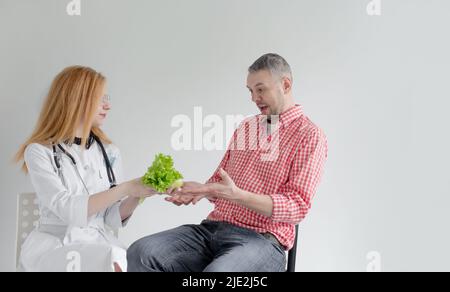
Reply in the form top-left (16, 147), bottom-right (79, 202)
top-left (16, 193), bottom-right (40, 269)
top-left (15, 192), bottom-right (119, 270)
top-left (286, 225), bottom-right (299, 272)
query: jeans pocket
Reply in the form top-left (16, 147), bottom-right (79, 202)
top-left (261, 233), bottom-right (284, 250)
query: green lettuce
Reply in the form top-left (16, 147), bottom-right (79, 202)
top-left (142, 153), bottom-right (184, 193)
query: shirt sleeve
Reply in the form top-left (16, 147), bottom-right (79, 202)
top-left (269, 128), bottom-right (328, 224)
top-left (104, 201), bottom-right (127, 230)
top-left (103, 145), bottom-right (130, 229)
top-left (24, 143), bottom-right (89, 228)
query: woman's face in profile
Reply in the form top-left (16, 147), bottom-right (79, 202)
top-left (92, 84), bottom-right (111, 128)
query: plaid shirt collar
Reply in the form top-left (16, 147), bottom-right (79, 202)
top-left (259, 104), bottom-right (304, 130)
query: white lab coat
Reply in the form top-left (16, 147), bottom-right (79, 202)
top-left (20, 142), bottom-right (130, 272)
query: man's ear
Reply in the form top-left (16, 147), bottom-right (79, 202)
top-left (282, 77), bottom-right (292, 94)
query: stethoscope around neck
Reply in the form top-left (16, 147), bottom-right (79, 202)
top-left (52, 133), bottom-right (117, 194)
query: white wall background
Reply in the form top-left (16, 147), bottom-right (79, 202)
top-left (1, 0), bottom-right (449, 272)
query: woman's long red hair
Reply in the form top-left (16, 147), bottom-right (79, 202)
top-left (15, 66), bottom-right (111, 172)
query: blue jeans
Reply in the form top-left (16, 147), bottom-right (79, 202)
top-left (127, 220), bottom-right (286, 272)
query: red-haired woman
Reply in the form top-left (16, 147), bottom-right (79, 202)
top-left (15, 66), bottom-right (157, 272)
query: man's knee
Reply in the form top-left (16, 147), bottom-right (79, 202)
top-left (127, 225), bottom-right (202, 272)
top-left (127, 236), bottom-right (164, 272)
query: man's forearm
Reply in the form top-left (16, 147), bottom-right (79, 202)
top-left (231, 188), bottom-right (274, 217)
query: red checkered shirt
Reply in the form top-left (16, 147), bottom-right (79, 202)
top-left (206, 104), bottom-right (328, 250)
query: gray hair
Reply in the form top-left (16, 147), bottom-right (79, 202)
top-left (248, 53), bottom-right (293, 82)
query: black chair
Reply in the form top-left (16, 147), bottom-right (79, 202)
top-left (286, 225), bottom-right (299, 272)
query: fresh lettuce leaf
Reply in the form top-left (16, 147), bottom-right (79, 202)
top-left (142, 153), bottom-right (183, 193)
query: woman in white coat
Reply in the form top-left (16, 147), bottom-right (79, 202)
top-left (15, 66), bottom-right (157, 272)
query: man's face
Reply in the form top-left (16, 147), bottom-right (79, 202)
top-left (247, 70), bottom-right (286, 116)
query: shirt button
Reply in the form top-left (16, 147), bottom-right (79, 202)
top-left (84, 165), bottom-right (89, 170)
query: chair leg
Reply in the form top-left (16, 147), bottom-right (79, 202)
top-left (286, 225), bottom-right (299, 272)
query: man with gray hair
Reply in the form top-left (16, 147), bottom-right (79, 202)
top-left (127, 53), bottom-right (328, 272)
